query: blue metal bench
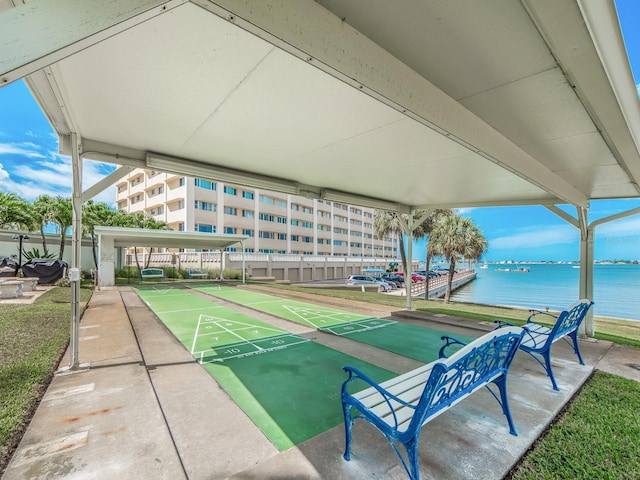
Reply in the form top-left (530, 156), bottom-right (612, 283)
top-left (341, 326), bottom-right (525, 480)
top-left (140, 268), bottom-right (165, 281)
top-left (188, 268), bottom-right (210, 279)
top-left (495, 298), bottom-right (593, 391)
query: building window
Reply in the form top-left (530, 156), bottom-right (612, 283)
top-left (277, 233), bottom-right (287, 240)
top-left (178, 200), bottom-right (185, 209)
top-left (224, 227), bottom-right (237, 234)
top-left (242, 191), bottom-right (254, 199)
top-left (195, 178), bottom-right (217, 190)
top-left (242, 229), bottom-right (254, 237)
top-left (291, 235), bottom-right (299, 241)
top-left (178, 223), bottom-right (185, 231)
top-left (259, 213), bottom-right (275, 222)
top-left (195, 201), bottom-right (216, 212)
top-left (195, 223), bottom-right (214, 233)
top-left (224, 207), bottom-right (237, 215)
top-left (277, 216), bottom-right (287, 224)
top-left (277, 199), bottom-right (287, 208)
top-left (259, 195), bottom-right (275, 205)
top-left (259, 231), bottom-right (275, 239)
top-left (242, 209), bottom-right (254, 218)
top-left (179, 177), bottom-right (185, 186)
top-left (224, 186), bottom-right (237, 195)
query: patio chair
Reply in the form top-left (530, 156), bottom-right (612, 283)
top-left (495, 299), bottom-right (594, 390)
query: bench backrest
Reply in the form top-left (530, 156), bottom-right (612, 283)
top-left (141, 268), bottom-right (164, 276)
top-left (548, 299), bottom-right (593, 340)
top-left (410, 326), bottom-right (524, 433)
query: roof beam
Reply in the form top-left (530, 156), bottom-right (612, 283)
top-left (82, 166), bottom-right (133, 203)
top-left (194, 0), bottom-right (589, 207)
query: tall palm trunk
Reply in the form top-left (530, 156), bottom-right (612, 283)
top-left (58, 230), bottom-right (66, 260)
top-left (39, 224), bottom-right (49, 256)
top-left (398, 232), bottom-right (408, 278)
top-left (424, 253), bottom-right (432, 300)
top-left (444, 258), bottom-right (457, 304)
top-left (133, 247), bottom-right (142, 272)
top-left (144, 248), bottom-right (154, 269)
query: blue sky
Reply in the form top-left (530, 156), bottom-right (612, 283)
top-left (1, 3), bottom-right (640, 262)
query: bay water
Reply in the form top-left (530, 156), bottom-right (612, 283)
top-left (448, 263), bottom-right (640, 321)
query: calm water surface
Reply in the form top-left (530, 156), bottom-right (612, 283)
top-left (449, 263), bottom-right (640, 321)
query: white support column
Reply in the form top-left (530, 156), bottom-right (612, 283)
top-left (98, 234), bottom-right (116, 287)
top-left (577, 208), bottom-right (594, 337)
top-left (70, 132), bottom-right (82, 369)
top-left (241, 241), bottom-right (245, 284)
top-left (220, 250), bottom-right (225, 280)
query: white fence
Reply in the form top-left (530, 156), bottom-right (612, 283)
top-left (126, 251), bottom-right (417, 282)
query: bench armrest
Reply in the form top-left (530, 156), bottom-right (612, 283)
top-left (496, 319), bottom-right (548, 348)
top-left (527, 310), bottom-right (558, 324)
top-left (493, 318), bottom-right (518, 329)
top-left (438, 335), bottom-right (467, 359)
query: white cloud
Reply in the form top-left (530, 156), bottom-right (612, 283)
top-left (0, 142), bottom-right (46, 158)
top-left (0, 162), bottom-right (9, 182)
top-left (598, 215), bottom-right (640, 235)
top-left (489, 225), bottom-right (577, 249)
top-left (455, 207), bottom-right (475, 215)
top-left (1, 152), bottom-right (118, 206)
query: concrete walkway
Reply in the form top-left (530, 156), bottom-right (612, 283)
top-left (2, 286), bottom-right (639, 479)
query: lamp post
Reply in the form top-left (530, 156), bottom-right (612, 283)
top-left (12, 234), bottom-right (29, 269)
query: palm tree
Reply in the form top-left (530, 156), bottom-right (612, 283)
top-left (428, 213), bottom-right (484, 303)
top-left (50, 196), bottom-right (73, 260)
top-left (418, 209), bottom-right (454, 299)
top-left (83, 201), bottom-right (120, 268)
top-left (374, 209), bottom-right (433, 277)
top-left (120, 212), bottom-right (169, 270)
top-left (31, 195), bottom-right (56, 256)
top-left (464, 226), bottom-right (488, 270)
top-left (374, 210), bottom-right (408, 274)
top-left (0, 192), bottom-right (31, 229)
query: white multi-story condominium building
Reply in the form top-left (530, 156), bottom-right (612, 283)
top-left (115, 169), bottom-right (399, 258)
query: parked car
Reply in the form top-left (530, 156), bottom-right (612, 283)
top-left (395, 272), bottom-right (426, 283)
top-left (381, 273), bottom-right (405, 286)
top-left (346, 275), bottom-right (393, 292)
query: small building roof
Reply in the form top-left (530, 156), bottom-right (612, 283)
top-left (94, 226), bottom-right (248, 251)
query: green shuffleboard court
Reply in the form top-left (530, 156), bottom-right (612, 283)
top-left (193, 285), bottom-right (474, 363)
top-left (135, 286), bottom-right (396, 450)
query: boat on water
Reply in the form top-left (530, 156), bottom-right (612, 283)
top-left (495, 265), bottom-right (530, 273)
top-left (480, 263), bottom-right (488, 269)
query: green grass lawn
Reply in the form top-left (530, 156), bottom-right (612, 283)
top-left (0, 285), bottom-right (93, 472)
top-left (508, 371), bottom-right (640, 479)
